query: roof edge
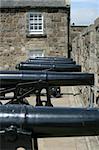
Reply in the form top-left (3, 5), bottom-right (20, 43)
top-left (0, 0), bottom-right (71, 9)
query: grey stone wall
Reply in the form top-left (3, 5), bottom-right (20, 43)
top-left (70, 25), bottom-right (88, 41)
top-left (71, 18), bottom-right (99, 104)
top-left (0, 8), bottom-right (68, 69)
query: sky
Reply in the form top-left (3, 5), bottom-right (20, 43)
top-left (71, 0), bottom-right (99, 25)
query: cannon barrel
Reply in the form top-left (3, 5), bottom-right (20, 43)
top-left (0, 70), bottom-right (94, 88)
top-left (29, 57), bottom-right (73, 61)
top-left (25, 60), bottom-right (76, 64)
top-left (16, 63), bottom-right (81, 72)
top-left (0, 105), bottom-right (99, 137)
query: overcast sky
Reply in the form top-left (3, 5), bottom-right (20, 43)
top-left (71, 0), bottom-right (99, 25)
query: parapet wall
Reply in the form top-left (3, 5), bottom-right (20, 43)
top-left (71, 17), bottom-right (99, 104)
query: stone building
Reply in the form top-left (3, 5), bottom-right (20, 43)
top-left (0, 0), bottom-right (70, 69)
top-left (71, 17), bottom-right (99, 104)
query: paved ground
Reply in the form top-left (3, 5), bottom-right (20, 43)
top-left (28, 86), bottom-right (99, 150)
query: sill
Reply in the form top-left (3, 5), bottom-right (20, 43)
top-left (26, 33), bottom-right (47, 38)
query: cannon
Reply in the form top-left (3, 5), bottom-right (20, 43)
top-left (0, 105), bottom-right (99, 137)
top-left (26, 60), bottom-right (76, 64)
top-left (29, 56), bottom-right (73, 61)
top-left (0, 70), bottom-right (94, 106)
top-left (16, 63), bottom-right (81, 72)
top-left (17, 58), bottom-right (77, 98)
top-left (16, 59), bottom-right (80, 98)
top-left (0, 71), bottom-right (94, 88)
top-left (26, 59), bottom-right (76, 64)
top-left (0, 105), bottom-right (99, 150)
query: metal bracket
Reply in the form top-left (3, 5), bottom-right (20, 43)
top-left (0, 80), bottom-right (53, 106)
top-left (0, 126), bottom-right (38, 150)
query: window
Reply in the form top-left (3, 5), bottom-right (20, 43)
top-left (28, 50), bottom-right (44, 58)
top-left (29, 13), bottom-right (43, 34)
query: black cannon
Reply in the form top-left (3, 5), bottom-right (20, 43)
top-left (16, 63), bottom-right (81, 72)
top-left (0, 105), bottom-right (99, 150)
top-left (0, 70), bottom-right (94, 106)
top-left (0, 105), bottom-right (99, 137)
top-left (18, 59), bottom-right (77, 98)
top-left (0, 71), bottom-right (94, 88)
top-left (26, 60), bottom-right (76, 64)
top-left (29, 57), bottom-right (73, 61)
top-left (26, 59), bottom-right (76, 64)
top-left (16, 59), bottom-right (80, 98)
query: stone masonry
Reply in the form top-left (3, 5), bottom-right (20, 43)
top-left (0, 4), bottom-right (70, 70)
top-left (71, 18), bottom-right (99, 104)
top-left (70, 25), bottom-right (88, 41)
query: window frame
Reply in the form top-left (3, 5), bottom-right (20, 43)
top-left (29, 12), bottom-right (44, 35)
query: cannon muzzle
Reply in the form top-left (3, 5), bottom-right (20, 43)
top-left (0, 105), bottom-right (99, 137)
top-left (0, 70), bottom-right (94, 88)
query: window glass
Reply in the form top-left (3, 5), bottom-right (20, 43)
top-left (29, 13), bottom-right (43, 34)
